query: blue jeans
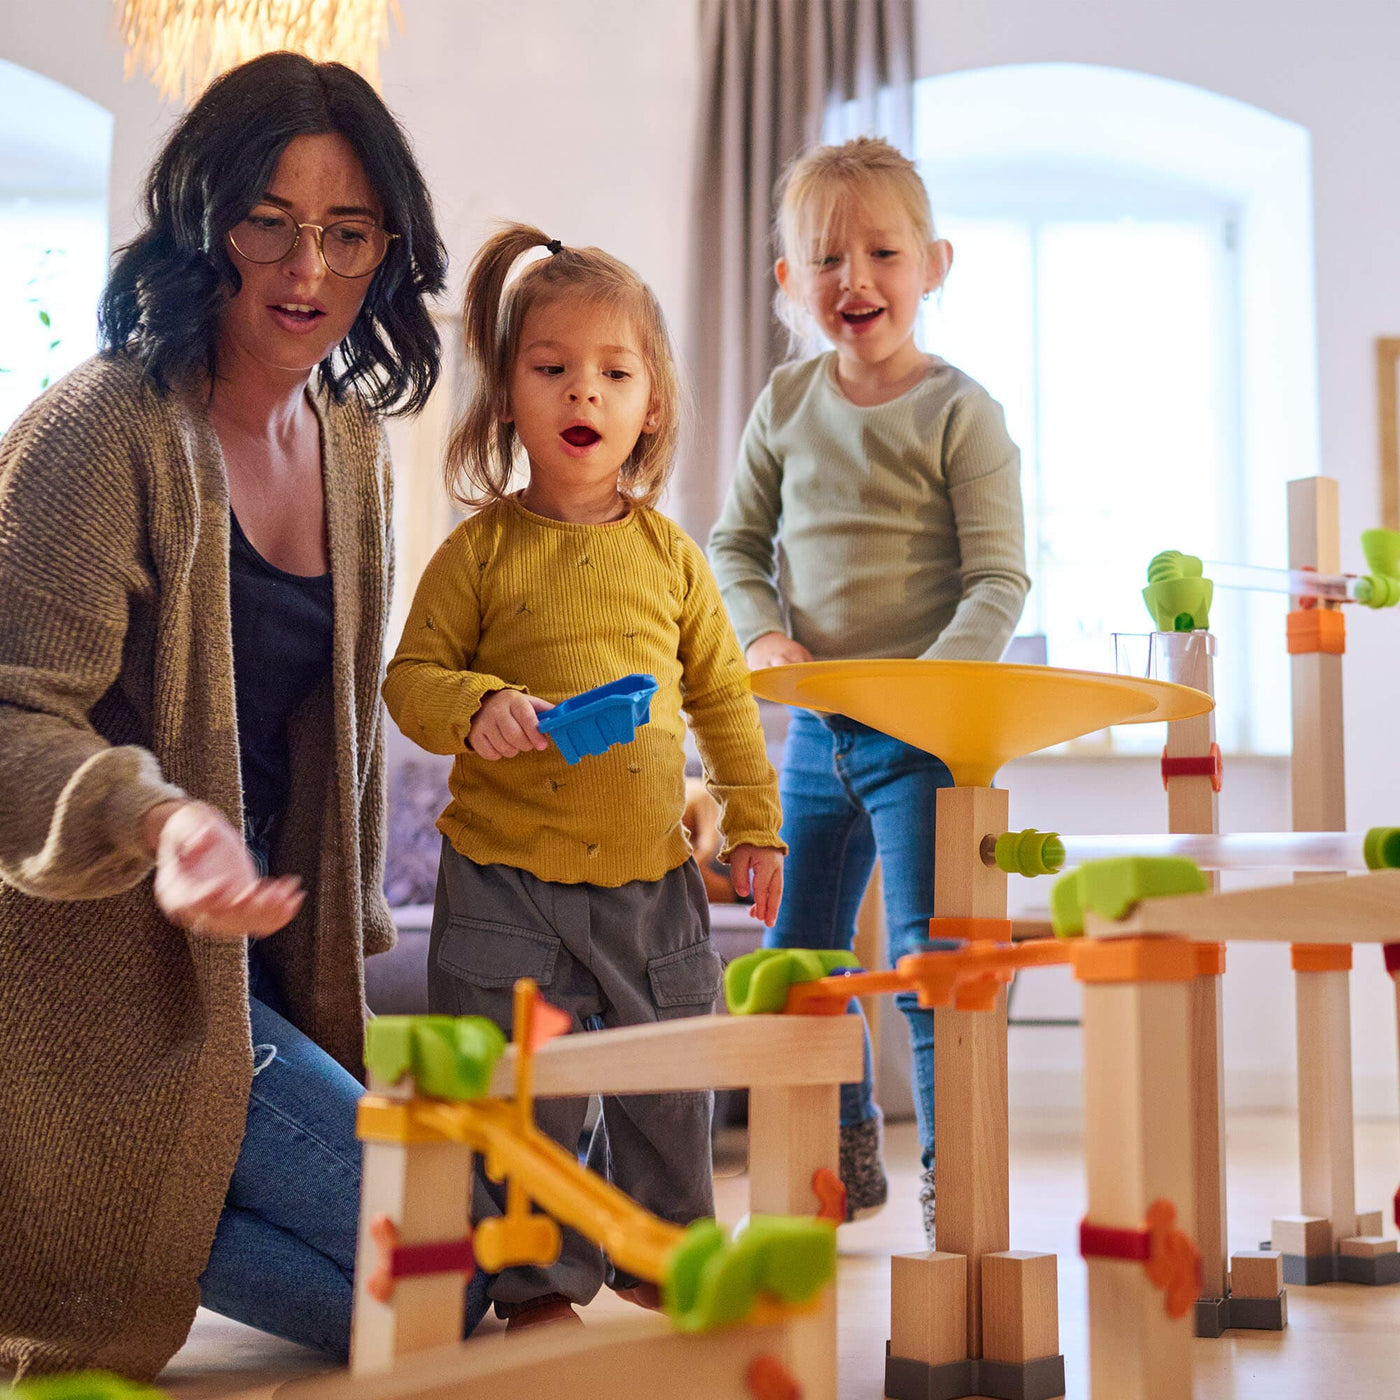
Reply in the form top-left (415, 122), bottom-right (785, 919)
top-left (767, 709), bottom-right (954, 1171)
top-left (199, 991), bottom-right (491, 1356)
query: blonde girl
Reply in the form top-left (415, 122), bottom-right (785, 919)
top-left (384, 224), bottom-right (785, 1329)
top-left (708, 138), bottom-right (1030, 1240)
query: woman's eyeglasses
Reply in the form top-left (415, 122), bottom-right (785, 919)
top-left (229, 208), bottom-right (398, 279)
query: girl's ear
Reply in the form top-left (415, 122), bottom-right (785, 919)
top-left (774, 257), bottom-right (792, 294)
top-left (497, 390), bottom-right (513, 426)
top-left (925, 239), bottom-right (954, 295)
top-left (640, 405), bottom-right (660, 435)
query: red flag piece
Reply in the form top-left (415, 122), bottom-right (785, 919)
top-left (527, 997), bottom-right (572, 1051)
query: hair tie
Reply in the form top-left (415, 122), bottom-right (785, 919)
top-left (546, 238), bottom-right (562, 255)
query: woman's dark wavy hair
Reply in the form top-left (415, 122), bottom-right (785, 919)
top-left (99, 51), bottom-right (447, 416)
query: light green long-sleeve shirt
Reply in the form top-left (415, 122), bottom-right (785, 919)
top-left (708, 352), bottom-right (1030, 662)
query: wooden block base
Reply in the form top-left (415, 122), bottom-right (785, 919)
top-left (884, 1343), bottom-right (1066, 1400)
top-left (1195, 1292), bottom-right (1288, 1336)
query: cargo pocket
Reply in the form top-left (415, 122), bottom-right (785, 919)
top-left (647, 938), bottom-right (723, 1015)
top-left (435, 916), bottom-right (561, 990)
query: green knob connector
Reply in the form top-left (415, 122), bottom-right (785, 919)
top-left (1050, 856), bottom-right (1209, 937)
top-left (1355, 528), bottom-right (1400, 608)
top-left (364, 1015), bottom-right (507, 1100)
top-left (1364, 827), bottom-right (1400, 870)
top-left (994, 828), bottom-right (1066, 877)
top-left (723, 947), bottom-right (860, 1014)
top-left (1142, 551), bottom-right (1213, 632)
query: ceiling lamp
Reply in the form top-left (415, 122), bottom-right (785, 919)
top-left (115, 0), bottom-right (401, 104)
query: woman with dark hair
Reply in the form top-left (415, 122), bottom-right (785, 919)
top-left (0, 52), bottom-right (452, 1380)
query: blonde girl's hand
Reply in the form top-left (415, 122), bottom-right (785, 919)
top-left (145, 800), bottom-right (304, 940)
top-left (468, 689), bottom-right (554, 760)
top-left (745, 632), bottom-right (813, 669)
top-left (728, 845), bottom-right (785, 927)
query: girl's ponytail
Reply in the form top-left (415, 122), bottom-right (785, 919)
top-left (444, 223), bottom-right (554, 508)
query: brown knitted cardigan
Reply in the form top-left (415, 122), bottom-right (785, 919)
top-left (0, 353), bottom-right (397, 1381)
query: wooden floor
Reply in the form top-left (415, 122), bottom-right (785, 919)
top-left (159, 1113), bottom-right (1400, 1399)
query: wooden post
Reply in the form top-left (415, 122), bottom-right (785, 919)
top-left (1161, 631), bottom-right (1229, 1306)
top-left (1078, 931), bottom-right (1196, 1400)
top-left (931, 785), bottom-right (1011, 1358)
top-left (350, 1074), bottom-right (474, 1374)
top-left (1284, 477), bottom-right (1359, 1251)
top-left (748, 1081), bottom-right (839, 1400)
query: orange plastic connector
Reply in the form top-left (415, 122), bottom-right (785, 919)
top-left (1194, 942), bottom-right (1226, 977)
top-left (1070, 937), bottom-right (1199, 984)
top-left (1291, 943), bottom-right (1353, 973)
top-left (927, 915), bottom-right (1014, 943)
top-left (812, 1168), bottom-right (847, 1225)
top-left (1287, 607), bottom-right (1346, 655)
top-left (1079, 1199), bottom-right (1201, 1320)
top-left (784, 968), bottom-right (907, 1015)
top-left (747, 1354), bottom-right (802, 1400)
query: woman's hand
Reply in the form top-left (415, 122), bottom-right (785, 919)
top-left (745, 632), bottom-right (813, 669)
top-left (145, 800), bottom-right (304, 939)
top-left (728, 845), bottom-right (785, 927)
top-left (468, 690), bottom-right (554, 760)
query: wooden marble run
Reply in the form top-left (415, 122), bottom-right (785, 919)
top-left (285, 982), bottom-right (862, 1400)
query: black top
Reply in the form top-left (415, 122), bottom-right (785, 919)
top-left (229, 510), bottom-right (335, 846)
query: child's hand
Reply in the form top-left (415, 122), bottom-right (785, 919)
top-left (728, 844), bottom-right (784, 926)
top-left (746, 632), bottom-right (813, 669)
top-left (469, 689), bottom-right (554, 760)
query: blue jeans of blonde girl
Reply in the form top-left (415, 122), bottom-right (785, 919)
top-left (197, 946), bottom-right (491, 1355)
top-left (767, 708), bottom-right (955, 1172)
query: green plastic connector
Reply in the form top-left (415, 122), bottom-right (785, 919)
top-left (662, 1214), bottom-right (836, 1332)
top-left (1050, 856), bottom-right (1209, 938)
top-left (994, 828), bottom-right (1066, 877)
top-left (1364, 827), bottom-right (1400, 870)
top-left (364, 1015), bottom-right (507, 1100)
top-left (1354, 528), bottom-right (1400, 608)
top-left (6, 1378), bottom-right (168, 1399)
top-left (1142, 550), bottom-right (1213, 632)
top-left (723, 947), bottom-right (861, 1015)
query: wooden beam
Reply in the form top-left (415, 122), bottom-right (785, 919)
top-left (486, 1012), bottom-right (864, 1098)
top-left (296, 1311), bottom-right (807, 1400)
top-left (1092, 869), bottom-right (1400, 945)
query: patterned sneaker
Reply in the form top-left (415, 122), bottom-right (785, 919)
top-left (919, 1164), bottom-right (936, 1249)
top-left (839, 1112), bottom-right (889, 1220)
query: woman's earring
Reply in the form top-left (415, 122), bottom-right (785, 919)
top-left (922, 291), bottom-right (931, 302)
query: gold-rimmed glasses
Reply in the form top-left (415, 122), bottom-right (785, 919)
top-left (229, 207), bottom-right (398, 279)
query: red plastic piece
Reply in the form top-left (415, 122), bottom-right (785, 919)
top-left (1160, 742), bottom-right (1222, 792)
top-left (391, 1237), bottom-right (476, 1280)
top-left (812, 1167), bottom-right (847, 1224)
top-left (366, 1215), bottom-right (474, 1303)
top-left (1080, 1199), bottom-right (1201, 1319)
top-left (1394, 1184), bottom-right (1400, 1233)
top-left (1384, 944), bottom-right (1400, 977)
top-left (747, 1354), bottom-right (802, 1400)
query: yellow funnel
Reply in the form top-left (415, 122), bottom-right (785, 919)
top-left (750, 659), bottom-right (1213, 787)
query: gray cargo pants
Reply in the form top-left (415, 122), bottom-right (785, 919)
top-left (428, 838), bottom-right (721, 1308)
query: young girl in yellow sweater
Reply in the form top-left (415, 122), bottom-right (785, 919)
top-left (383, 224), bottom-right (785, 1330)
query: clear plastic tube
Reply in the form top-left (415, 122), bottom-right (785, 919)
top-left (1203, 559), bottom-right (1356, 603)
top-left (1056, 831), bottom-right (1372, 872)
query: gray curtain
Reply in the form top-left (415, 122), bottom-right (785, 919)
top-left (677, 0), bottom-right (916, 541)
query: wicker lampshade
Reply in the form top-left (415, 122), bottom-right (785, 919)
top-left (115, 0), bottom-right (401, 104)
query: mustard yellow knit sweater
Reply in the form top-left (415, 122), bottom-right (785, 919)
top-left (384, 497), bottom-right (783, 886)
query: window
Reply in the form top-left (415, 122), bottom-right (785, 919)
top-left (909, 64), bottom-right (1317, 755)
top-left (0, 60), bottom-right (112, 436)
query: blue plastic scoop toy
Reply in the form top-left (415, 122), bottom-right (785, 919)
top-left (536, 674), bottom-right (659, 764)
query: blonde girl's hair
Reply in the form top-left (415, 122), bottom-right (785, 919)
top-left (444, 222), bottom-right (680, 511)
top-left (773, 136), bottom-right (937, 340)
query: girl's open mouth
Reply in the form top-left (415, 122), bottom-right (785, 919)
top-left (841, 307), bottom-right (884, 325)
top-left (561, 425), bottom-right (601, 448)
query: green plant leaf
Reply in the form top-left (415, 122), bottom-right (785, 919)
top-left (38, 310), bottom-right (51, 327)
